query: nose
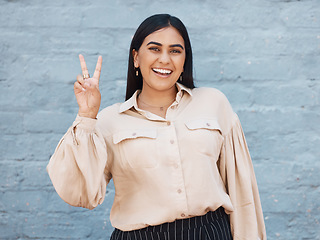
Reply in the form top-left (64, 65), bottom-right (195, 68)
top-left (158, 51), bottom-right (170, 64)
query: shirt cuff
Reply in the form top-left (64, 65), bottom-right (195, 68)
top-left (73, 115), bottom-right (97, 132)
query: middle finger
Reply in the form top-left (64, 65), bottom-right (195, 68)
top-left (93, 56), bottom-right (103, 80)
top-left (79, 54), bottom-right (90, 78)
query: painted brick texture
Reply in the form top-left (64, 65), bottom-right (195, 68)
top-left (0, 0), bottom-right (319, 239)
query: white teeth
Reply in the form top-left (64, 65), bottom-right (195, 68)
top-left (153, 68), bottom-right (172, 74)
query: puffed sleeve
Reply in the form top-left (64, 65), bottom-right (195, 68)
top-left (47, 115), bottom-right (111, 210)
top-left (218, 114), bottom-right (267, 240)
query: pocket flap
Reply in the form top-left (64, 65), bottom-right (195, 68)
top-left (113, 129), bottom-right (157, 144)
top-left (185, 119), bottom-right (221, 133)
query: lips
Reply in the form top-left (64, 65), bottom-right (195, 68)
top-left (152, 68), bottom-right (172, 75)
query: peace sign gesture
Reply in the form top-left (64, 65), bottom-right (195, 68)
top-left (74, 54), bottom-right (103, 119)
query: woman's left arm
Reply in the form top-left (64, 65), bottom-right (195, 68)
top-left (218, 113), bottom-right (267, 240)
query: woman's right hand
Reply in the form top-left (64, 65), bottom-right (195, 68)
top-left (74, 54), bottom-right (103, 119)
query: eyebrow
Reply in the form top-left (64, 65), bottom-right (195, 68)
top-left (147, 41), bottom-right (184, 50)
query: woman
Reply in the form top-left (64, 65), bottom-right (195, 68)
top-left (47, 14), bottom-right (267, 240)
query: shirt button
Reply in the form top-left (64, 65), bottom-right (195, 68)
top-left (206, 122), bottom-right (211, 127)
top-left (177, 189), bottom-right (182, 194)
top-left (170, 140), bottom-right (174, 144)
top-left (181, 213), bottom-right (185, 217)
top-left (132, 132), bottom-right (136, 136)
top-left (171, 106), bottom-right (175, 109)
top-left (174, 164), bottom-right (179, 169)
top-left (167, 122), bottom-right (171, 126)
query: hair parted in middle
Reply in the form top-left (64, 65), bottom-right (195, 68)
top-left (125, 14), bottom-right (195, 100)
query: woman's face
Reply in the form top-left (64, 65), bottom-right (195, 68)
top-left (133, 26), bottom-right (185, 93)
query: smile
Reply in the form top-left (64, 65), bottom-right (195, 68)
top-left (152, 68), bottom-right (172, 75)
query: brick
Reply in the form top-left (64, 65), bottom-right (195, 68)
top-left (23, 111), bottom-right (75, 134)
top-left (279, 2), bottom-right (320, 28)
top-left (0, 161), bottom-right (22, 191)
top-left (0, 213), bottom-right (18, 239)
top-left (0, 135), bottom-right (28, 160)
top-left (0, 112), bottom-right (24, 135)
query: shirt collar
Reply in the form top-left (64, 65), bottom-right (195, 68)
top-left (119, 82), bottom-right (193, 113)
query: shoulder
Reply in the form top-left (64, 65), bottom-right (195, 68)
top-left (98, 103), bottom-right (122, 118)
top-left (192, 86), bottom-right (223, 96)
top-left (191, 87), bottom-right (237, 134)
top-left (96, 103), bottom-right (122, 134)
top-left (191, 87), bottom-right (232, 110)
top-left (192, 87), bottom-right (228, 101)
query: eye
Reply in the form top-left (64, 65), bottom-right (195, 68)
top-left (149, 47), bottom-right (160, 52)
top-left (170, 49), bottom-right (182, 54)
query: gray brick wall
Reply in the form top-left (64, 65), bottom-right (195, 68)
top-left (0, 0), bottom-right (319, 239)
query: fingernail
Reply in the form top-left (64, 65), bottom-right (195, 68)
top-left (82, 88), bottom-right (86, 92)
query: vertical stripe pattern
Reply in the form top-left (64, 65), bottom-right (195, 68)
top-left (110, 207), bottom-right (233, 240)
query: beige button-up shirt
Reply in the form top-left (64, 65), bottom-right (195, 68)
top-left (47, 83), bottom-right (266, 239)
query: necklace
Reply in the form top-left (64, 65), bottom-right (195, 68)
top-left (138, 95), bottom-right (175, 111)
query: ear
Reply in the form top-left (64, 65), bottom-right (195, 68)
top-left (132, 49), bottom-right (139, 68)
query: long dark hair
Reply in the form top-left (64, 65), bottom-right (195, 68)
top-left (125, 14), bottom-right (195, 100)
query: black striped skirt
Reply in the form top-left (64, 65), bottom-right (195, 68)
top-left (110, 207), bottom-right (233, 240)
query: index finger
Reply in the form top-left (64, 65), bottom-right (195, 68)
top-left (93, 56), bottom-right (103, 80)
top-left (79, 54), bottom-right (89, 78)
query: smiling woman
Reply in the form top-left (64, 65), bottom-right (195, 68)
top-left (126, 14), bottom-right (195, 101)
top-left (47, 14), bottom-right (267, 240)
top-left (133, 26), bottom-right (186, 118)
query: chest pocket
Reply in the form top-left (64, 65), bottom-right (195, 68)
top-left (185, 119), bottom-right (223, 161)
top-left (113, 129), bottom-right (158, 168)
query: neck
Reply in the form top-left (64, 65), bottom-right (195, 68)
top-left (138, 85), bottom-right (178, 107)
